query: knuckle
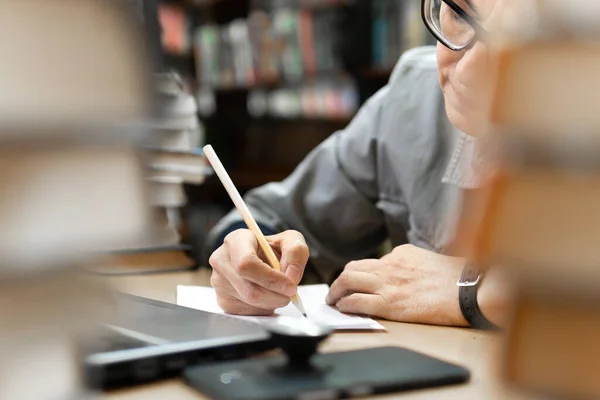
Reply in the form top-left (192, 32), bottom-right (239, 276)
top-left (391, 245), bottom-right (410, 261)
top-left (208, 247), bottom-right (223, 269)
top-left (292, 241), bottom-right (310, 258)
top-left (345, 261), bottom-right (359, 271)
top-left (284, 231), bottom-right (308, 248)
top-left (224, 229), bottom-right (248, 246)
top-left (223, 232), bottom-right (236, 247)
top-left (236, 254), bottom-right (258, 275)
top-left (394, 244), bottom-right (421, 264)
top-left (394, 244), bottom-right (413, 253)
top-left (337, 271), bottom-right (351, 287)
top-left (286, 229), bottom-right (304, 240)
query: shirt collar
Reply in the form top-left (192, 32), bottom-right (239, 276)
top-left (442, 129), bottom-right (494, 189)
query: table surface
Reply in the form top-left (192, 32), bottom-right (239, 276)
top-left (101, 269), bottom-right (528, 400)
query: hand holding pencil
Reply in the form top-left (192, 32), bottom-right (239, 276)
top-left (204, 145), bottom-right (308, 317)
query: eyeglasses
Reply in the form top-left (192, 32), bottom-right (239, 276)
top-left (422, 0), bottom-right (488, 51)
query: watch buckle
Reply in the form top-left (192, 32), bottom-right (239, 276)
top-left (457, 274), bottom-right (482, 287)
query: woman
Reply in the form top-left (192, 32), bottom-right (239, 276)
top-left (205, 0), bottom-right (510, 329)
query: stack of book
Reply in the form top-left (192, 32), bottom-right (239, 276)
top-left (0, 0), bottom-right (156, 397)
top-left (103, 72), bottom-right (210, 273)
top-left (451, 7), bottom-right (600, 397)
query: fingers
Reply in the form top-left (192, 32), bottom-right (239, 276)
top-left (326, 269), bottom-right (381, 306)
top-left (209, 270), bottom-right (238, 298)
top-left (208, 229), bottom-right (298, 314)
top-left (215, 291), bottom-right (276, 316)
top-left (210, 255), bottom-right (291, 311)
top-left (271, 230), bottom-right (309, 284)
top-left (225, 230), bottom-right (297, 297)
top-left (335, 293), bottom-right (389, 319)
top-left (344, 258), bottom-right (381, 272)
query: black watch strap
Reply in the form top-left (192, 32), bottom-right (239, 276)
top-left (458, 263), bottom-right (498, 330)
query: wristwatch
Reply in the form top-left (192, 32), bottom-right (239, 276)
top-left (457, 262), bottom-right (498, 330)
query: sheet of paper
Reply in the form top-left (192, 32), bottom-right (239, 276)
top-left (177, 284), bottom-right (385, 331)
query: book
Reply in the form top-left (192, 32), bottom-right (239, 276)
top-left (298, 10), bottom-right (317, 76)
top-left (273, 9), bottom-right (304, 81)
top-left (157, 4), bottom-right (190, 55)
top-left (147, 176), bottom-right (187, 208)
top-left (372, 0), bottom-right (388, 67)
top-left (473, 170), bottom-right (600, 290)
top-left (0, 146), bottom-right (152, 267)
top-left (195, 25), bottom-right (221, 86)
top-left (0, 0), bottom-right (152, 131)
top-left (145, 146), bottom-right (210, 184)
top-left (461, 34), bottom-right (600, 400)
top-left (503, 292), bottom-right (600, 399)
top-left (147, 128), bottom-right (196, 152)
top-left (248, 10), bottom-right (281, 84)
top-left (491, 43), bottom-right (600, 142)
top-left (229, 19), bottom-right (257, 87)
top-left (92, 246), bottom-right (195, 273)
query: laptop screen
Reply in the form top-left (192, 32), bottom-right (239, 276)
top-left (86, 295), bottom-right (270, 357)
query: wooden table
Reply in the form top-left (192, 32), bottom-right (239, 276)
top-left (102, 270), bottom-right (528, 400)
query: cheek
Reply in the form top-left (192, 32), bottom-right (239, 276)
top-left (444, 84), bottom-right (489, 136)
top-left (436, 44), bottom-right (459, 93)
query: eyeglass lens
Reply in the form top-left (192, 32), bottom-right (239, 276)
top-left (429, 0), bottom-right (476, 48)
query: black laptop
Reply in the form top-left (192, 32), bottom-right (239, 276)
top-left (84, 294), bottom-right (273, 390)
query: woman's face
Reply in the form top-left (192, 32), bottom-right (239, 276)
top-left (437, 0), bottom-right (499, 137)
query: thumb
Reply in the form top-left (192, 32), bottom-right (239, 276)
top-left (276, 230), bottom-right (309, 285)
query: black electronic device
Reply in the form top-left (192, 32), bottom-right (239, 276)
top-left (184, 317), bottom-right (470, 400)
top-left (85, 294), bottom-right (273, 390)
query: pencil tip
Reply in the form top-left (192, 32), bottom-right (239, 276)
top-left (291, 296), bottom-right (307, 318)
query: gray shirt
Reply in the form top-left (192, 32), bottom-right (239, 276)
top-left (206, 46), bottom-right (485, 283)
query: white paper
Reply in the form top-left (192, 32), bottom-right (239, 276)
top-left (177, 284), bottom-right (385, 331)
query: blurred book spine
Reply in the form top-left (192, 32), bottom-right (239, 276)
top-left (192, 6), bottom-right (345, 89)
top-left (158, 4), bottom-right (190, 55)
top-left (371, 0), bottom-right (428, 70)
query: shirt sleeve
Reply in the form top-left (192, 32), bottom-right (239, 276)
top-left (204, 84), bottom-right (391, 282)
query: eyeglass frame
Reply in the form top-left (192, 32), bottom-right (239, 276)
top-left (421, 0), bottom-right (489, 51)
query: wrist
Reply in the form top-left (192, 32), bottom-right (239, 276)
top-left (477, 267), bottom-right (513, 328)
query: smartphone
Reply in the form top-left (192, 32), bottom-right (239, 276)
top-left (184, 346), bottom-right (470, 400)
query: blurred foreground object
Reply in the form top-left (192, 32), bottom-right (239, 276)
top-left (0, 0), bottom-right (154, 399)
top-left (453, 1), bottom-right (600, 398)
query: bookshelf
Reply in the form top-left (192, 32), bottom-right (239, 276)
top-left (155, 0), bottom-right (435, 258)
